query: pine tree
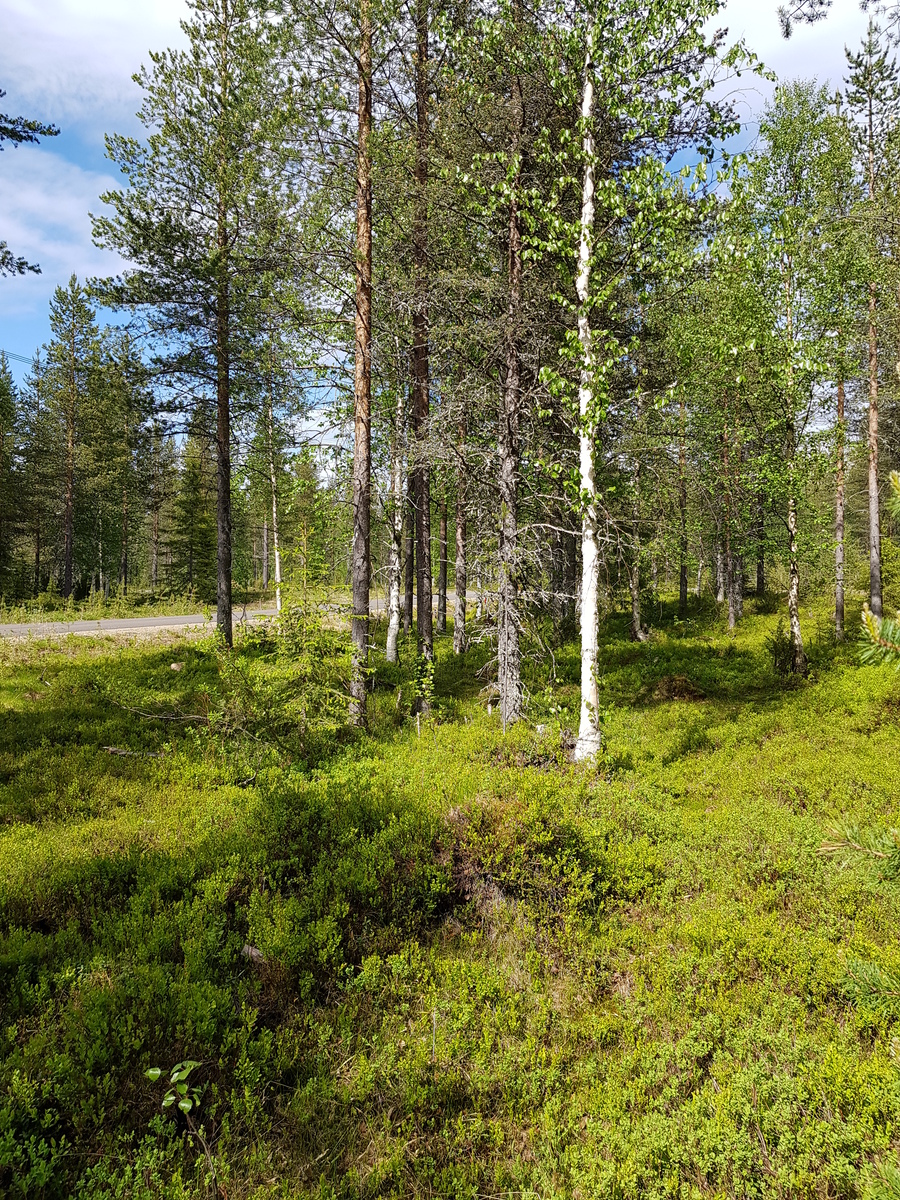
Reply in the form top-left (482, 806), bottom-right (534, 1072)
top-left (844, 20), bottom-right (900, 620)
top-left (93, 0), bottom-right (306, 644)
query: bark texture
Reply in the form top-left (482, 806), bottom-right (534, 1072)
top-left (867, 281), bottom-right (882, 617)
top-left (835, 376), bottom-right (845, 639)
top-left (385, 387), bottom-right (405, 662)
top-left (412, 0), bottom-right (433, 663)
top-left (437, 500), bottom-right (448, 633)
top-left (573, 54), bottom-right (601, 762)
top-left (497, 68), bottom-right (524, 730)
top-left (349, 0), bottom-right (372, 726)
top-left (453, 416), bottom-right (467, 654)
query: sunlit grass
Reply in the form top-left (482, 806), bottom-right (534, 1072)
top-left (1, 596), bottom-right (900, 1197)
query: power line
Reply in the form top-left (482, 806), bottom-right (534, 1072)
top-left (0, 349), bottom-right (33, 366)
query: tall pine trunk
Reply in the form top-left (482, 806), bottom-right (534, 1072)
top-left (215, 151), bottom-right (233, 646)
top-left (350, 0), bottom-right (373, 725)
top-left (63, 321), bottom-right (76, 599)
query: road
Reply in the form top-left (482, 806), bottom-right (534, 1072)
top-left (0, 594), bottom-right (472, 638)
top-left (0, 610), bottom-right (277, 639)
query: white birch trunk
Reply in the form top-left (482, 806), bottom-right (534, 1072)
top-left (385, 386), bottom-right (405, 662)
top-left (573, 55), bottom-right (601, 763)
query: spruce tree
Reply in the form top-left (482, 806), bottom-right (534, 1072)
top-left (42, 277), bottom-right (102, 598)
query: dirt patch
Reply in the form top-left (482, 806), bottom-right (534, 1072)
top-left (650, 675), bottom-right (705, 701)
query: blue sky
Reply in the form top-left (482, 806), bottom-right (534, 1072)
top-left (0, 0), bottom-right (873, 387)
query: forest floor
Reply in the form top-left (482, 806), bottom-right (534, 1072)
top-left (2, 595), bottom-right (900, 1199)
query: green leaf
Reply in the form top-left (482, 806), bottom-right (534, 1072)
top-left (178, 1097), bottom-right (193, 1113)
top-left (145, 1068), bottom-right (162, 1082)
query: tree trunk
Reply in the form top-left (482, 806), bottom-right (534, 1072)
top-left (350, 0), bottom-right (373, 726)
top-left (867, 280), bottom-right (882, 617)
top-left (678, 391), bottom-right (688, 617)
top-left (264, 379), bottom-right (283, 613)
top-left (385, 385), bottom-right (405, 662)
top-left (498, 71), bottom-right (525, 731)
top-left (404, 469), bottom-right (414, 635)
top-left (756, 493), bottom-right (765, 597)
top-left (412, 0), bottom-right (433, 664)
top-left (63, 320), bottom-right (75, 599)
top-left (119, 485), bottom-right (128, 594)
top-left (787, 487), bottom-right (807, 674)
top-left (715, 540), bottom-right (725, 604)
top-left (151, 504), bottom-right (159, 593)
top-left (215, 198), bottom-right (233, 645)
top-left (722, 399), bottom-right (737, 632)
top-left (784, 263), bottom-right (805, 672)
top-left (573, 52), bottom-right (601, 760)
top-left (262, 517), bottom-right (269, 590)
top-left (734, 551), bottom-right (744, 621)
top-left (437, 499), bottom-right (448, 633)
top-left (453, 416), bottom-right (467, 653)
top-left (629, 467), bottom-right (646, 642)
top-left (564, 524), bottom-right (576, 629)
top-left (836, 375), bottom-right (845, 639)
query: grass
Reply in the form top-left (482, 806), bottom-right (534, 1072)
top-left (1, 595), bottom-right (900, 1198)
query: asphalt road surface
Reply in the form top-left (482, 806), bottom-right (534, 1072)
top-left (0, 594), bottom-right (471, 638)
top-left (0, 610), bottom-right (277, 638)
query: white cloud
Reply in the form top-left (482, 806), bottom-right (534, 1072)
top-left (0, 145), bottom-right (124, 319)
top-left (721, 0), bottom-right (871, 115)
top-left (0, 0), bottom-right (883, 372)
top-left (1, 0), bottom-right (189, 139)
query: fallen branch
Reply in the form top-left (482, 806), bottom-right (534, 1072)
top-left (108, 698), bottom-right (207, 723)
top-left (103, 746), bottom-right (164, 759)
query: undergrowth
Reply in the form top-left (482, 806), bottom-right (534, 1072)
top-left (1, 596), bottom-right (900, 1197)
